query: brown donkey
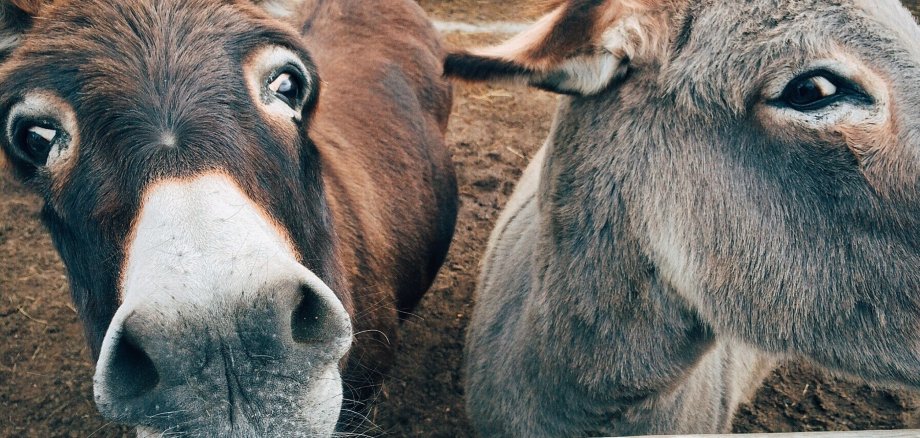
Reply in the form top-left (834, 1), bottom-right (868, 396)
top-left (0, 0), bottom-right (457, 435)
top-left (447, 0), bottom-right (920, 436)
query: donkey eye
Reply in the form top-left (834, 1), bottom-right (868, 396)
top-left (268, 71), bottom-right (303, 107)
top-left (779, 71), bottom-right (866, 111)
top-left (11, 120), bottom-right (61, 166)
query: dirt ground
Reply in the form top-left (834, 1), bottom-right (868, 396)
top-left (3, 2), bottom-right (920, 437)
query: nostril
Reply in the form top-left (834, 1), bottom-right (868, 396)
top-left (291, 285), bottom-right (332, 343)
top-left (107, 332), bottom-right (159, 399)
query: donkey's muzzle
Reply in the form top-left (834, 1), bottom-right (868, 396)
top-left (93, 272), bottom-right (352, 430)
top-left (91, 173), bottom-right (351, 434)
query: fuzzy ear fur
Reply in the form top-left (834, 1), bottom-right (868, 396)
top-left (251, 0), bottom-right (308, 19)
top-left (444, 0), bottom-right (668, 96)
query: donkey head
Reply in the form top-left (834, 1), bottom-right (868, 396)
top-left (0, 0), bottom-right (352, 434)
top-left (448, 0), bottom-right (920, 388)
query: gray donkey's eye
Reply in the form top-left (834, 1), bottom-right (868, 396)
top-left (788, 76), bottom-right (836, 106)
top-left (779, 70), bottom-right (871, 111)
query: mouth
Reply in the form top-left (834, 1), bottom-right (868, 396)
top-left (125, 364), bottom-right (346, 436)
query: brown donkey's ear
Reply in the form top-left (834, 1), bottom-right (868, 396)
top-left (0, 0), bottom-right (48, 61)
top-left (444, 0), bottom-right (668, 96)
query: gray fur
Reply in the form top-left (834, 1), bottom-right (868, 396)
top-left (460, 0), bottom-right (920, 435)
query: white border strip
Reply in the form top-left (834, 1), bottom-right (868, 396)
top-left (630, 432), bottom-right (920, 438)
top-left (432, 20), bottom-right (531, 35)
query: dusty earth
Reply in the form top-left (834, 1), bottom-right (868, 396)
top-left (3, 1), bottom-right (920, 437)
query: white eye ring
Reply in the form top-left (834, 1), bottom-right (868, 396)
top-left (29, 126), bottom-right (57, 142)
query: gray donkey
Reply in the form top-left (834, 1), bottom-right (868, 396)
top-left (444, 0), bottom-right (920, 435)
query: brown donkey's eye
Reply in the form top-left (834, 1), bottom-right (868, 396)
top-left (11, 120), bottom-right (60, 166)
top-left (268, 71), bottom-right (304, 107)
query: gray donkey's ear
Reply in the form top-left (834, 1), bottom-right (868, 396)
top-left (252, 0), bottom-right (310, 20)
top-left (0, 0), bottom-right (48, 61)
top-left (444, 0), bottom-right (669, 96)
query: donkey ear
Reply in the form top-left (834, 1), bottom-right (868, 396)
top-left (251, 0), bottom-right (309, 20)
top-left (444, 0), bottom-right (667, 96)
top-left (0, 0), bottom-right (47, 61)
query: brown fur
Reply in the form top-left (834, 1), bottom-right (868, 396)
top-left (296, 0), bottom-right (456, 382)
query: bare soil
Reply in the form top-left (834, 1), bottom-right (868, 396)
top-left (2, 2), bottom-right (920, 437)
